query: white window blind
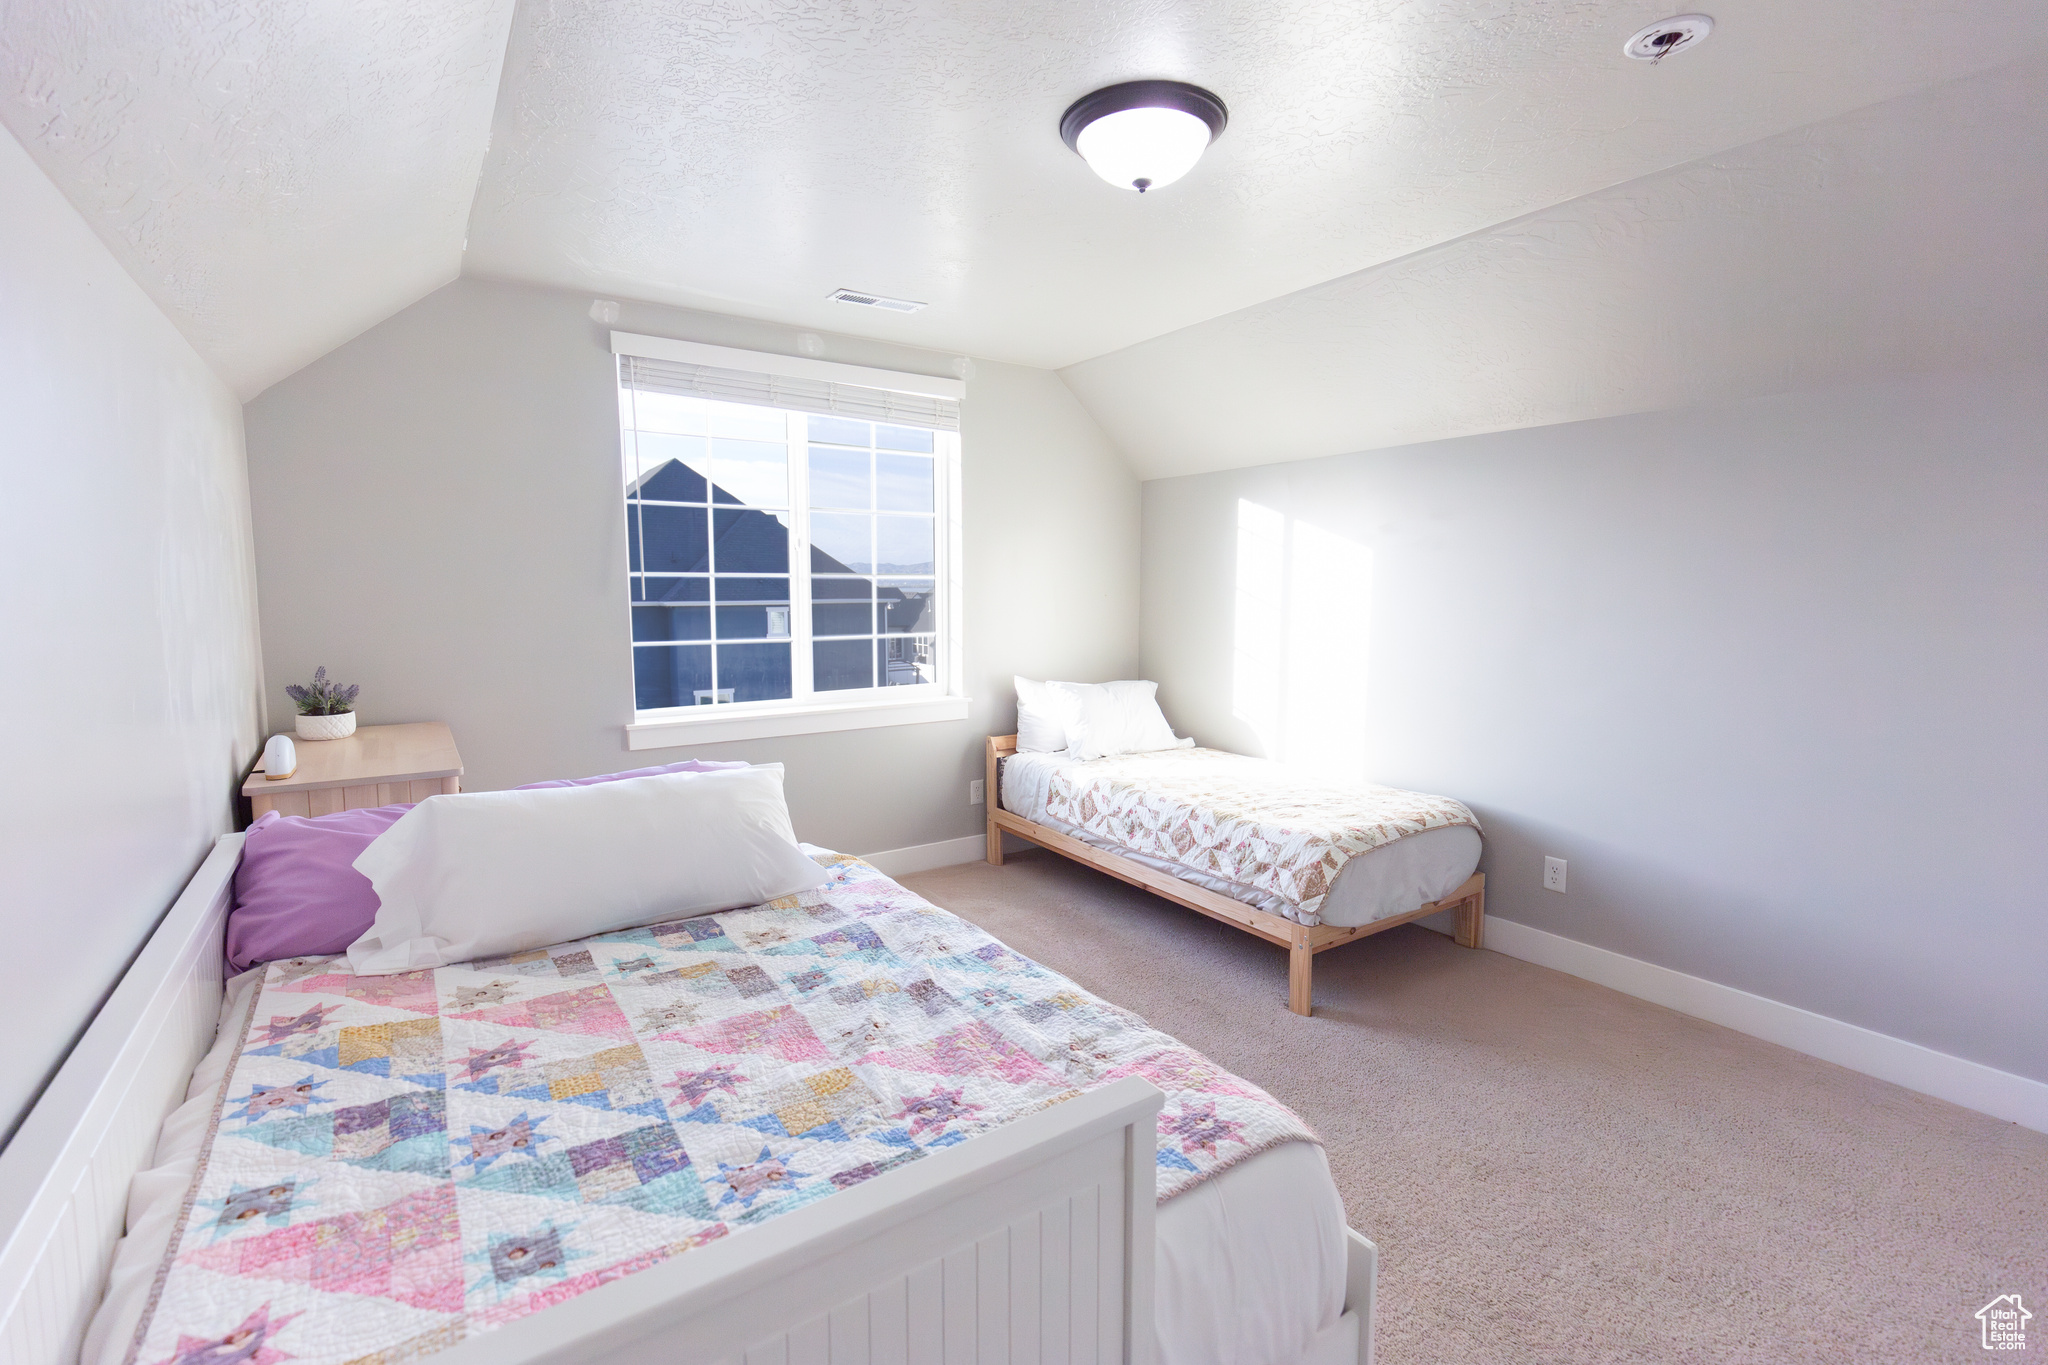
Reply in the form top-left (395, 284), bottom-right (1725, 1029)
top-left (619, 354), bottom-right (961, 432)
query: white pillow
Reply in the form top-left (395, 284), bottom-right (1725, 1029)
top-left (346, 765), bottom-right (828, 974)
top-left (1014, 675), bottom-right (1082, 753)
top-left (1051, 680), bottom-right (1183, 761)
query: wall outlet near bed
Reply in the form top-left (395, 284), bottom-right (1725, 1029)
top-left (970, 779), bottom-right (985, 806)
top-left (1543, 856), bottom-right (1568, 893)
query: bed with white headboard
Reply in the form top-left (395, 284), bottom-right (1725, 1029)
top-left (0, 829), bottom-right (1376, 1365)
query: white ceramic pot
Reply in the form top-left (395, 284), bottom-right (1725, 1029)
top-left (296, 711), bottom-right (357, 742)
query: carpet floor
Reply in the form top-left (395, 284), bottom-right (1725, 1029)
top-left (902, 850), bottom-right (2047, 1365)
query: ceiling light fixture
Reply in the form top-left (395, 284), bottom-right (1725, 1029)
top-left (1624, 14), bottom-right (1714, 61)
top-left (1060, 80), bottom-right (1228, 193)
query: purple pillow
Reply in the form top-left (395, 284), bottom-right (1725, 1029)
top-left (516, 758), bottom-right (749, 790)
top-left (226, 760), bottom-right (753, 970)
top-left (228, 805), bottom-right (410, 971)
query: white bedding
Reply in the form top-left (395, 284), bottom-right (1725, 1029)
top-left (85, 969), bottom-right (264, 1365)
top-left (1157, 1139), bottom-right (1349, 1365)
top-left (88, 929), bottom-right (1347, 1365)
top-left (1003, 748), bottom-right (1482, 928)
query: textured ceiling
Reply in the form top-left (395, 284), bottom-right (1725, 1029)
top-left (0, 0), bottom-right (514, 396)
top-left (4, 0), bottom-right (2045, 434)
top-left (1062, 54), bottom-right (2048, 477)
top-left (464, 0), bottom-right (2044, 370)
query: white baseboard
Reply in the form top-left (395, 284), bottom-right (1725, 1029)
top-left (858, 833), bottom-right (988, 878)
top-left (1422, 914), bottom-right (2048, 1134)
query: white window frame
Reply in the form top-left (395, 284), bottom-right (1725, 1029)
top-left (613, 333), bottom-right (968, 749)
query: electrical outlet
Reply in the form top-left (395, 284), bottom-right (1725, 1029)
top-left (1543, 856), bottom-right (1567, 893)
top-left (969, 779), bottom-right (985, 806)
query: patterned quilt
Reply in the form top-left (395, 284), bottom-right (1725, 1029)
top-left (123, 851), bottom-right (1314, 1365)
top-left (1042, 747), bottom-right (1480, 925)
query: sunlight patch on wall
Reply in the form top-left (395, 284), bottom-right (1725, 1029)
top-left (1231, 499), bottom-right (1371, 780)
top-left (1232, 500), bottom-right (1286, 752)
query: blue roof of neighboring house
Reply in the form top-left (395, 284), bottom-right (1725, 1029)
top-left (630, 459), bottom-right (912, 602)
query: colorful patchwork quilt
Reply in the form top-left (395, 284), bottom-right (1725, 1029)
top-left (122, 851), bottom-right (1315, 1365)
top-left (1041, 747), bottom-right (1481, 925)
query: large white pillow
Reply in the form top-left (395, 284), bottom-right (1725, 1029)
top-left (1051, 680), bottom-right (1184, 761)
top-left (346, 765), bottom-right (828, 975)
top-left (1014, 675), bottom-right (1082, 753)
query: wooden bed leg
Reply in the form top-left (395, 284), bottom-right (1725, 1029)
top-left (1288, 931), bottom-right (1314, 1016)
top-left (984, 739), bottom-right (1005, 866)
top-left (1454, 885), bottom-right (1485, 950)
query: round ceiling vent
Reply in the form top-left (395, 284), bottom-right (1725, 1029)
top-left (1624, 14), bottom-right (1714, 61)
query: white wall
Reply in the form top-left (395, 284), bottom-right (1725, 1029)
top-left (242, 277), bottom-right (1139, 854)
top-left (0, 129), bottom-right (264, 1145)
top-left (1141, 367), bottom-right (2048, 1085)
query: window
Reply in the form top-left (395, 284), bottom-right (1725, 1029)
top-left (613, 335), bottom-right (963, 740)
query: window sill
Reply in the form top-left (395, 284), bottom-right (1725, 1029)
top-left (626, 693), bottom-right (972, 750)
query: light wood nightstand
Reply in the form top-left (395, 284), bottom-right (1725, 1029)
top-left (242, 721), bottom-right (464, 818)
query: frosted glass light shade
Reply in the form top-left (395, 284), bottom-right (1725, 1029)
top-left (1060, 80), bottom-right (1229, 194)
top-left (1074, 106), bottom-right (1214, 192)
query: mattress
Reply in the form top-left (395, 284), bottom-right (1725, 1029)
top-left (87, 848), bottom-right (1343, 1365)
top-left (1003, 748), bottom-right (1482, 928)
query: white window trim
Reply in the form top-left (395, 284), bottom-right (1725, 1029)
top-left (626, 693), bottom-right (972, 750)
top-left (614, 333), bottom-right (968, 747)
top-left (610, 332), bottom-right (965, 402)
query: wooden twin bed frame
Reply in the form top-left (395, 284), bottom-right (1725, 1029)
top-left (985, 735), bottom-right (1485, 1017)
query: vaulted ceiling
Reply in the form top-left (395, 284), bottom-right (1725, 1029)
top-left (1067, 50), bottom-right (2048, 475)
top-left (5, 0), bottom-right (2045, 474)
top-left (0, 0), bottom-right (514, 395)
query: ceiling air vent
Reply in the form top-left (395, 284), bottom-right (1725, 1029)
top-left (829, 288), bottom-right (926, 314)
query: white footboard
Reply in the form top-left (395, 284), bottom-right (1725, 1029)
top-left (1346, 1227), bottom-right (1377, 1365)
top-left (439, 1076), bottom-right (1164, 1365)
top-left (0, 834), bottom-right (240, 1365)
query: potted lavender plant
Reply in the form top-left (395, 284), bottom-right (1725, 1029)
top-left (286, 667), bottom-right (361, 741)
